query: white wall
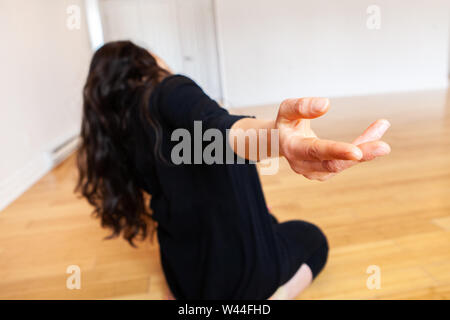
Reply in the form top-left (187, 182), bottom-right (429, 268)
top-left (215, 0), bottom-right (450, 107)
top-left (0, 0), bottom-right (92, 210)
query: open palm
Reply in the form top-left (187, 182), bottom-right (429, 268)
top-left (276, 98), bottom-right (391, 181)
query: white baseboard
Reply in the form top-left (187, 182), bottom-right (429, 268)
top-left (0, 153), bottom-right (53, 212)
top-left (0, 132), bottom-right (80, 212)
top-left (0, 127), bottom-right (79, 211)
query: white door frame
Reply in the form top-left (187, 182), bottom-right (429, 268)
top-left (84, 0), bottom-right (104, 51)
top-left (211, 0), bottom-right (228, 107)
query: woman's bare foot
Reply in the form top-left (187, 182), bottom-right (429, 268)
top-left (166, 289), bottom-right (175, 300)
top-left (269, 264), bottom-right (313, 300)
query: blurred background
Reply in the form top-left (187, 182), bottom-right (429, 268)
top-left (0, 0), bottom-right (448, 209)
top-left (0, 0), bottom-right (449, 299)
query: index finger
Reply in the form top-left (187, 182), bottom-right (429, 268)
top-left (280, 97), bottom-right (330, 120)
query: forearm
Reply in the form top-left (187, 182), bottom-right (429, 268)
top-left (229, 117), bottom-right (279, 161)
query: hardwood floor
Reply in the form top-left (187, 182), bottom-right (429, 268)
top-left (1, 89), bottom-right (449, 299)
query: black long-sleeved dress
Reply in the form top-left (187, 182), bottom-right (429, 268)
top-left (129, 75), bottom-right (328, 299)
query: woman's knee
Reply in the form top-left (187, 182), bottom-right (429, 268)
top-left (304, 223), bottom-right (329, 278)
top-left (312, 223), bottom-right (328, 252)
top-left (299, 221), bottom-right (328, 250)
top-left (277, 220), bottom-right (329, 278)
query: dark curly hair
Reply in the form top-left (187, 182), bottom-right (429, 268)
top-left (76, 41), bottom-right (170, 246)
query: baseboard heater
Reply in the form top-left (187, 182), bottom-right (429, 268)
top-left (49, 135), bottom-right (81, 166)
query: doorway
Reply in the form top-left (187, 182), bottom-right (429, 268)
top-left (97, 0), bottom-right (223, 102)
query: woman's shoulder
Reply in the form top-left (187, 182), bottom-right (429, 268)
top-left (160, 74), bottom-right (196, 88)
top-left (154, 74), bottom-right (206, 108)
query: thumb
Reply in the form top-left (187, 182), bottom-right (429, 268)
top-left (279, 97), bottom-right (330, 120)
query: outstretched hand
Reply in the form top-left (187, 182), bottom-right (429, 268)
top-left (276, 98), bottom-right (391, 181)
